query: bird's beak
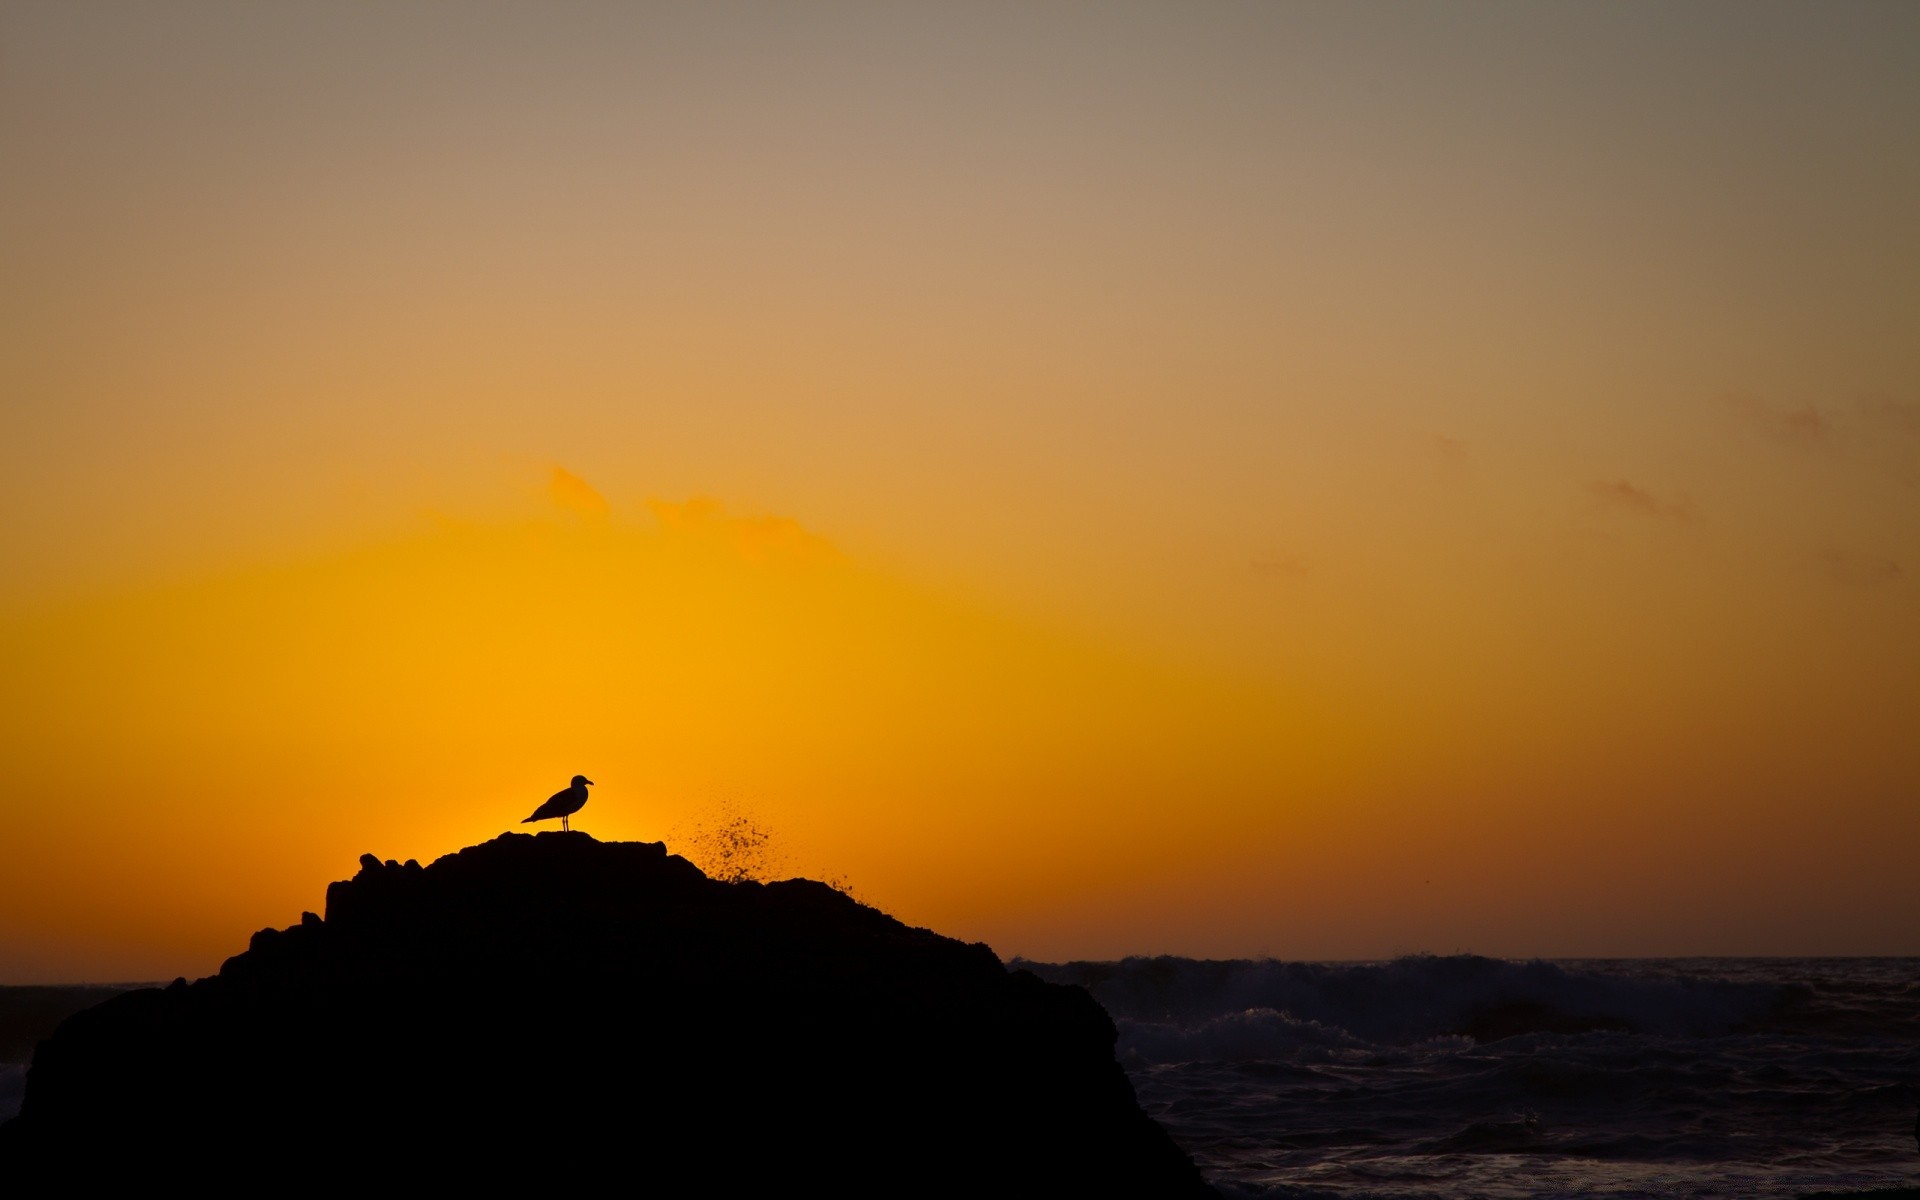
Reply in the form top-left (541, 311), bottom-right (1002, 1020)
top-left (585, 779), bottom-right (595, 786)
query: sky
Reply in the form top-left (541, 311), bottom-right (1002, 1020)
top-left (2, 1), bottom-right (1917, 981)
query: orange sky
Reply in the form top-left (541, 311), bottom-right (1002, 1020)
top-left (3, 2), bottom-right (1917, 981)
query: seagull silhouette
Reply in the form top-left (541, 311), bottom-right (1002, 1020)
top-left (522, 775), bottom-right (593, 832)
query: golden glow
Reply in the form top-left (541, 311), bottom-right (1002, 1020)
top-left (2, 3), bottom-right (1917, 978)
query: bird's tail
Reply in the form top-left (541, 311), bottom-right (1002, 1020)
top-left (520, 815), bottom-right (537, 823)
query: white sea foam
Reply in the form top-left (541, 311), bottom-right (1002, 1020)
top-left (1019, 954), bottom-right (1784, 1054)
top-left (1022, 956), bottom-right (1920, 1199)
top-left (1116, 1007), bottom-right (1368, 1064)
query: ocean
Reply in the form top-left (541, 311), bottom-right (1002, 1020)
top-left (4, 958), bottom-right (1916, 1197)
top-left (1022, 956), bottom-right (1920, 1199)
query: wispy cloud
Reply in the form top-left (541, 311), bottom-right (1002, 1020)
top-left (548, 466), bottom-right (610, 520)
top-left (1728, 394), bottom-right (1920, 446)
top-left (1725, 395), bottom-right (1920, 485)
top-left (1728, 396), bottom-right (1828, 448)
top-left (1815, 546), bottom-right (1902, 589)
top-left (1856, 396), bottom-right (1920, 438)
top-left (1588, 479), bottom-right (1691, 520)
top-left (1422, 432), bottom-right (1470, 465)
top-left (647, 496), bottom-right (840, 565)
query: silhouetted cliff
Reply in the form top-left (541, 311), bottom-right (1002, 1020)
top-left (0, 832), bottom-right (1214, 1194)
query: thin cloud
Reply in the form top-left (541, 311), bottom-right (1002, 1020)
top-left (1725, 395), bottom-right (1918, 487)
top-left (1589, 479), bottom-right (1691, 520)
top-left (1815, 547), bottom-right (1902, 589)
top-left (647, 496), bottom-right (840, 565)
top-left (1423, 433), bottom-right (1470, 465)
top-left (1728, 396), bottom-right (1828, 448)
top-left (548, 466), bottom-right (611, 520)
top-left (1856, 396), bottom-right (1920, 437)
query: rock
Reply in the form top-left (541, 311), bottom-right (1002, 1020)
top-left (0, 831), bottom-right (1214, 1194)
top-left (0, 986), bottom-right (143, 1065)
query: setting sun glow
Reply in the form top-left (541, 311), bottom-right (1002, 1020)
top-left (3, 2), bottom-right (1916, 981)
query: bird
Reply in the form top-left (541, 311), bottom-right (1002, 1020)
top-left (522, 775), bottom-right (593, 832)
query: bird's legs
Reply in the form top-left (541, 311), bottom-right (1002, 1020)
top-left (562, 815), bottom-right (570, 832)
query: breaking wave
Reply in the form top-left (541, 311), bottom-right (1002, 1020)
top-left (1015, 957), bottom-right (1920, 1197)
top-left (1017, 954), bottom-right (1786, 1062)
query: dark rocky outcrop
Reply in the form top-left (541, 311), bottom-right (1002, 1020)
top-left (0, 986), bottom-right (143, 1065)
top-left (0, 832), bottom-right (1214, 1194)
